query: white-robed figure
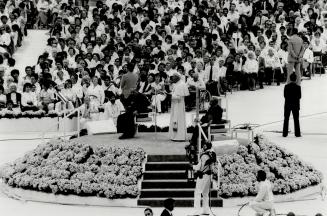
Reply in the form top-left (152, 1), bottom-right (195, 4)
top-left (169, 72), bottom-right (189, 141)
top-left (250, 170), bottom-right (276, 216)
top-left (192, 142), bottom-right (214, 215)
top-left (80, 96), bottom-right (100, 129)
top-left (104, 92), bottom-right (125, 125)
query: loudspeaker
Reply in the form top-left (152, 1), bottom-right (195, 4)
top-left (86, 119), bottom-right (117, 135)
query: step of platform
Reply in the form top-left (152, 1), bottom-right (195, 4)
top-left (137, 197), bottom-right (223, 207)
top-left (139, 188), bottom-right (218, 198)
top-left (143, 170), bottom-right (187, 180)
top-left (145, 162), bottom-right (190, 171)
top-left (147, 154), bottom-right (187, 162)
top-left (141, 179), bottom-right (196, 189)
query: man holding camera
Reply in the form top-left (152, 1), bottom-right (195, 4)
top-left (191, 142), bottom-right (215, 216)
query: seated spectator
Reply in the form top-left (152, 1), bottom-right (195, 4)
top-left (186, 71), bottom-right (205, 110)
top-left (137, 73), bottom-right (152, 95)
top-left (21, 83), bottom-right (38, 112)
top-left (39, 81), bottom-right (55, 112)
top-left (6, 83), bottom-right (21, 108)
top-left (87, 76), bottom-right (105, 106)
top-left (103, 75), bottom-right (119, 98)
top-left (243, 51), bottom-right (259, 91)
top-left (0, 25), bottom-right (11, 53)
top-left (104, 91), bottom-right (125, 125)
top-left (4, 99), bottom-right (21, 113)
top-left (264, 48), bottom-right (281, 85)
top-left (54, 70), bottom-right (68, 90)
top-left (59, 79), bottom-right (76, 107)
top-left (23, 66), bottom-right (33, 84)
top-left (80, 96), bottom-right (100, 129)
top-left (10, 69), bottom-right (23, 91)
top-left (302, 40), bottom-right (314, 77)
top-left (0, 85), bottom-right (6, 109)
top-left (30, 73), bottom-right (41, 95)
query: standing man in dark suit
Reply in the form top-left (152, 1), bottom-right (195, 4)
top-left (160, 198), bottom-right (175, 216)
top-left (283, 73), bottom-right (301, 137)
top-left (287, 28), bottom-right (305, 86)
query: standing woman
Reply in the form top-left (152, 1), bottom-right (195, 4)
top-left (169, 73), bottom-right (189, 141)
top-left (243, 51), bottom-right (259, 91)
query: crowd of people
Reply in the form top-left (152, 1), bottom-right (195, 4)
top-left (0, 0), bottom-right (326, 119)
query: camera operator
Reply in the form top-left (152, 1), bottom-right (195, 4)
top-left (191, 141), bottom-right (216, 216)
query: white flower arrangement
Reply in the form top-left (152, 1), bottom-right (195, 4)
top-left (218, 135), bottom-right (323, 198)
top-left (0, 138), bottom-right (146, 199)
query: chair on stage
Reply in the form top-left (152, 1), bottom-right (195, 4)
top-left (207, 95), bottom-right (231, 141)
top-left (313, 52), bottom-right (323, 76)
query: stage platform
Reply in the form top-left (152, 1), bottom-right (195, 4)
top-left (77, 133), bottom-right (189, 155)
top-left (75, 132), bottom-right (245, 156)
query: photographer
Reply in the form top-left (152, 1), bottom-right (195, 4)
top-left (191, 141), bottom-right (216, 216)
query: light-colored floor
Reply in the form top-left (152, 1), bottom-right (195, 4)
top-left (0, 30), bottom-right (326, 216)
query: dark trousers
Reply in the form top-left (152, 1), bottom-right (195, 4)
top-left (206, 81), bottom-right (219, 96)
top-left (21, 106), bottom-right (39, 112)
top-left (185, 91), bottom-right (196, 108)
top-left (117, 111), bottom-right (136, 138)
top-left (283, 105), bottom-right (301, 137)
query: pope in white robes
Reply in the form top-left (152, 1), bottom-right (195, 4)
top-left (169, 73), bottom-right (189, 141)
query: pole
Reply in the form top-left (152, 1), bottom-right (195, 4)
top-left (77, 107), bottom-right (80, 138)
top-left (195, 87), bottom-right (201, 162)
top-left (63, 103), bottom-right (66, 139)
top-left (154, 88), bottom-right (157, 141)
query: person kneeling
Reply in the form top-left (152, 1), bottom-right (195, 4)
top-left (249, 170), bottom-right (276, 216)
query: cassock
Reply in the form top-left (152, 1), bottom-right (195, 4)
top-left (169, 80), bottom-right (189, 141)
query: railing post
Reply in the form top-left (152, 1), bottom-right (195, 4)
top-left (196, 87), bottom-right (201, 162)
top-left (63, 103), bottom-right (66, 139)
top-left (77, 107), bottom-right (80, 138)
top-left (154, 88), bottom-right (157, 141)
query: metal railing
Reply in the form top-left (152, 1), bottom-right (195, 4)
top-left (40, 90), bottom-right (83, 142)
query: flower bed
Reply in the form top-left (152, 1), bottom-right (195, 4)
top-left (0, 139), bottom-right (146, 199)
top-left (0, 110), bottom-right (74, 119)
top-left (219, 135), bottom-right (323, 198)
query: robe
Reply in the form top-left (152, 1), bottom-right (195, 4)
top-left (169, 80), bottom-right (190, 141)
